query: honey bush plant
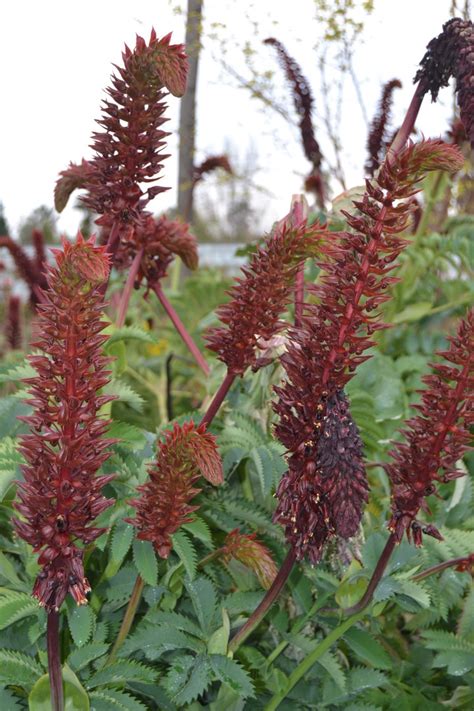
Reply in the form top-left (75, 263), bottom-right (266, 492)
top-left (0, 16), bottom-right (473, 711)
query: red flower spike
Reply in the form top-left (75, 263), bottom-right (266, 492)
top-left (5, 295), bottom-right (22, 350)
top-left (415, 18), bottom-right (474, 148)
top-left (127, 421), bottom-right (223, 557)
top-left (60, 30), bottom-right (187, 239)
top-left (114, 214), bottom-right (198, 286)
top-left (221, 529), bottom-right (278, 589)
top-left (12, 233), bottom-right (115, 611)
top-left (386, 309), bottom-right (473, 545)
top-left (205, 217), bottom-right (324, 375)
top-left (273, 139), bottom-right (463, 563)
top-left (264, 37), bottom-right (322, 170)
top-left (0, 235), bottom-right (45, 305)
top-left (365, 79), bottom-right (402, 176)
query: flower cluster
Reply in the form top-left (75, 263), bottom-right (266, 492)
top-left (114, 214), bottom-right (198, 287)
top-left (273, 139), bottom-right (464, 563)
top-left (13, 234), bottom-right (115, 611)
top-left (264, 38), bottom-right (322, 170)
top-left (220, 529), bottom-right (277, 589)
top-left (365, 79), bottom-right (402, 176)
top-left (56, 30), bottom-right (188, 253)
top-left (386, 309), bottom-right (473, 545)
top-left (128, 422), bottom-right (223, 558)
top-left (205, 215), bottom-right (324, 375)
top-left (415, 17), bottom-right (474, 148)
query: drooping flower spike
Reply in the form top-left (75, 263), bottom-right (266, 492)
top-left (365, 79), bottom-right (402, 176)
top-left (415, 17), bottom-right (474, 148)
top-left (386, 309), bottom-right (473, 545)
top-left (127, 421), bottom-right (223, 558)
top-left (273, 139), bottom-right (464, 564)
top-left (13, 234), bottom-right (115, 611)
top-left (5, 295), bottom-right (22, 350)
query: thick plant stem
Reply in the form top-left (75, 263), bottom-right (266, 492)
top-left (264, 611), bottom-right (365, 711)
top-left (387, 80), bottom-right (426, 163)
top-left (153, 283), bottom-right (210, 376)
top-left (228, 549), bottom-right (296, 654)
top-left (344, 532), bottom-right (398, 616)
top-left (106, 575), bottom-right (145, 665)
top-left (47, 611), bottom-right (64, 711)
top-left (414, 170), bottom-right (446, 238)
top-left (116, 248), bottom-right (144, 327)
top-left (200, 371), bottom-right (236, 428)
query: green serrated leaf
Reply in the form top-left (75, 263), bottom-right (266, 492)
top-left (132, 540), bottom-right (158, 587)
top-left (209, 655), bottom-right (255, 699)
top-left (208, 608), bottom-right (230, 655)
top-left (182, 518), bottom-right (213, 544)
top-left (432, 650), bottom-right (474, 676)
top-left (172, 530), bottom-right (198, 581)
top-left (104, 381), bottom-right (144, 412)
top-left (0, 649), bottom-right (43, 690)
top-left (28, 664), bottom-right (89, 710)
top-left (107, 422), bottom-right (147, 449)
top-left (86, 660), bottom-right (156, 689)
top-left (344, 628), bottom-right (392, 670)
top-left (0, 590), bottom-right (40, 629)
top-left (164, 654), bottom-right (212, 706)
top-left (68, 642), bottom-right (110, 672)
top-left (111, 524), bottom-right (135, 566)
top-left (458, 586), bottom-right (474, 640)
top-left (104, 325), bottom-right (156, 348)
top-left (67, 603), bottom-right (94, 647)
top-left (185, 576), bottom-right (217, 634)
top-left (348, 667), bottom-right (388, 693)
top-left (89, 688), bottom-right (147, 711)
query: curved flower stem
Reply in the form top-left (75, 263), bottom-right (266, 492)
top-left (106, 575), bottom-right (145, 666)
top-left (116, 248), bottom-right (144, 327)
top-left (228, 548), bottom-right (296, 654)
top-left (264, 611), bottom-right (365, 711)
top-left (413, 553), bottom-right (474, 582)
top-left (153, 283), bottom-right (210, 376)
top-left (343, 532), bottom-right (397, 616)
top-left (200, 371), bottom-right (236, 428)
top-left (47, 611), bottom-right (64, 711)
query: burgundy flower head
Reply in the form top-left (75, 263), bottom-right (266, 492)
top-left (220, 529), bottom-right (278, 589)
top-left (13, 234), bottom-right (115, 611)
top-left (274, 390), bottom-right (367, 564)
top-left (205, 214), bottom-right (324, 375)
top-left (273, 139), bottom-right (463, 563)
top-left (127, 421), bottom-right (223, 558)
top-left (365, 79), bottom-right (402, 176)
top-left (56, 30), bottom-right (188, 250)
top-left (415, 18), bottom-right (474, 148)
top-left (386, 309), bottom-right (473, 546)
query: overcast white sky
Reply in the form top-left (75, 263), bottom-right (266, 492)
top-left (0, 0), bottom-right (459, 238)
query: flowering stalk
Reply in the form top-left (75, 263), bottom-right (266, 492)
top-left (202, 202), bottom-right (323, 426)
top-left (13, 234), bottom-right (115, 610)
top-left (5, 295), bottom-right (21, 350)
top-left (345, 309), bottom-right (473, 614)
top-left (0, 235), bottom-right (45, 305)
top-left (264, 37), bottom-right (325, 207)
top-left (210, 529), bottom-right (278, 589)
top-left (365, 79), bottom-right (402, 176)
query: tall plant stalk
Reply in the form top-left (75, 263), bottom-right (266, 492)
top-left (47, 611), bottom-right (64, 711)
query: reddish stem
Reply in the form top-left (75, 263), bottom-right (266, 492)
top-left (413, 553), bottom-right (474, 582)
top-left (387, 80), bottom-right (427, 163)
top-left (200, 371), bottom-right (236, 428)
top-left (343, 533), bottom-right (398, 616)
top-left (116, 248), bottom-right (144, 327)
top-left (153, 283), bottom-right (210, 376)
top-left (47, 611), bottom-right (64, 711)
top-left (228, 548), bottom-right (296, 653)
